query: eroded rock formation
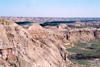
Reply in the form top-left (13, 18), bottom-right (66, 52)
top-left (0, 19), bottom-right (68, 67)
top-left (0, 19), bottom-right (100, 67)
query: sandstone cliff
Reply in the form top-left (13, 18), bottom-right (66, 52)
top-left (45, 24), bottom-right (99, 43)
top-left (0, 19), bottom-right (100, 67)
top-left (0, 19), bottom-right (68, 67)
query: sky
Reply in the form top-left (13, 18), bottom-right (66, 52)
top-left (0, 0), bottom-right (100, 17)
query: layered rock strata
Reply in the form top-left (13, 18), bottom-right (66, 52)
top-left (0, 19), bottom-right (100, 67)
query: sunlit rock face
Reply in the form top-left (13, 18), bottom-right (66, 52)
top-left (44, 24), bottom-right (97, 43)
top-left (0, 19), bottom-right (68, 67)
top-left (66, 29), bottom-right (95, 42)
top-left (28, 23), bottom-right (50, 39)
top-left (0, 19), bottom-right (100, 67)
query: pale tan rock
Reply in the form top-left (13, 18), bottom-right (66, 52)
top-left (1, 19), bottom-right (100, 67)
top-left (0, 19), bottom-right (68, 67)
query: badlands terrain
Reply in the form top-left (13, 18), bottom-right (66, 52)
top-left (0, 19), bottom-right (100, 67)
top-left (0, 16), bottom-right (100, 22)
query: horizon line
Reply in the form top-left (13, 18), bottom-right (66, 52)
top-left (0, 16), bottom-right (100, 18)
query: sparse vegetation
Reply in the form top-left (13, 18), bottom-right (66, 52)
top-left (67, 40), bottom-right (100, 65)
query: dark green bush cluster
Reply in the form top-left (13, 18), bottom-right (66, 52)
top-left (15, 21), bottom-right (35, 26)
top-left (40, 21), bottom-right (75, 26)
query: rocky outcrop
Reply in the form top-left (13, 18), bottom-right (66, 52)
top-left (0, 19), bottom-right (100, 67)
top-left (28, 23), bottom-right (49, 39)
top-left (94, 29), bottom-right (100, 39)
top-left (0, 19), bottom-right (68, 67)
top-left (65, 29), bottom-right (96, 42)
top-left (44, 24), bottom-right (99, 43)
